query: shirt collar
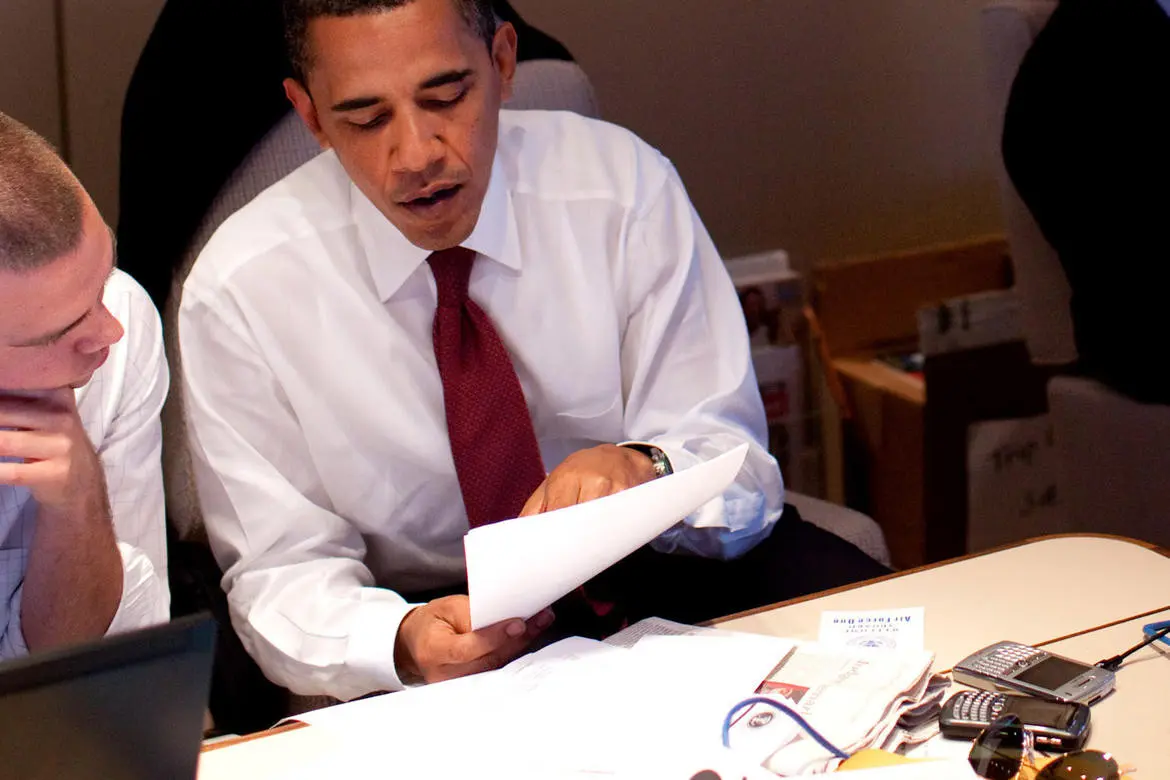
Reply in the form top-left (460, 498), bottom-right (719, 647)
top-left (354, 153), bottom-right (520, 303)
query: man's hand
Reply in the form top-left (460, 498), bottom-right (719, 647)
top-left (0, 389), bottom-right (106, 515)
top-left (394, 595), bottom-right (554, 684)
top-left (519, 443), bottom-right (656, 517)
top-left (0, 388), bottom-right (123, 651)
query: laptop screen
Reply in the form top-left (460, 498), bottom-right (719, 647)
top-left (0, 613), bottom-right (216, 780)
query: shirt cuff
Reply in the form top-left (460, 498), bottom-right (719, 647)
top-left (620, 439), bottom-right (712, 517)
top-left (343, 595), bottom-right (424, 698)
top-left (106, 542), bottom-right (170, 636)
top-left (635, 441), bottom-right (777, 559)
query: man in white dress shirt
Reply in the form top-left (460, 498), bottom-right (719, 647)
top-left (0, 112), bottom-right (169, 658)
top-left (181, 0), bottom-right (887, 701)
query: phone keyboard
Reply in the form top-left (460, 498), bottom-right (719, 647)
top-left (954, 691), bottom-right (1006, 723)
top-left (967, 642), bottom-right (1043, 676)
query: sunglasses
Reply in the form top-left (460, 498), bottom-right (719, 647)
top-left (968, 714), bottom-right (1126, 780)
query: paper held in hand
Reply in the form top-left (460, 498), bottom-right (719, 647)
top-left (465, 443), bottom-right (749, 630)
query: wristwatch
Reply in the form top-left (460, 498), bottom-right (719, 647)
top-left (621, 442), bottom-right (673, 479)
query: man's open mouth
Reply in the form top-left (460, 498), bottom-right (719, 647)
top-left (404, 185), bottom-right (462, 208)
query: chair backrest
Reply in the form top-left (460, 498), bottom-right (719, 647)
top-left (163, 59), bottom-right (602, 540)
top-left (978, 0), bottom-right (1077, 366)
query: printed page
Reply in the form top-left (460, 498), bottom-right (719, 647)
top-left (818, 608), bottom-right (926, 651)
top-left (465, 444), bottom-right (748, 629)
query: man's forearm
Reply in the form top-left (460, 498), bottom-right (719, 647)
top-left (20, 491), bottom-right (125, 652)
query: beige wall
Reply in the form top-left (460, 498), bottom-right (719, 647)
top-left (59, 0), bottom-right (166, 225)
top-left (511, 0), bottom-right (1003, 267)
top-left (0, 0), bottom-right (63, 148)
top-left (2, 0), bottom-right (1003, 265)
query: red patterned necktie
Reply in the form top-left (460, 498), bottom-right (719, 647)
top-left (428, 247), bottom-right (546, 527)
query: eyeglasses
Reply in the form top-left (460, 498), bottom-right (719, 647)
top-left (968, 715), bottom-right (1126, 780)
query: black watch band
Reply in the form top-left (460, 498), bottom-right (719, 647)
top-left (621, 443), bottom-right (673, 478)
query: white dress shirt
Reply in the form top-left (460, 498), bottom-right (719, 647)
top-left (180, 109), bottom-right (784, 700)
top-left (0, 270), bottom-right (170, 658)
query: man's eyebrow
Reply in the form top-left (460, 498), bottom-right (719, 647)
top-left (331, 96), bottom-right (381, 113)
top-left (13, 310), bottom-right (90, 348)
top-left (329, 70), bottom-right (474, 113)
top-left (420, 69), bottom-right (473, 90)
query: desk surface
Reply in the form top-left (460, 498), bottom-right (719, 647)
top-left (198, 534), bottom-right (1170, 778)
top-left (718, 534), bottom-right (1170, 669)
top-left (1039, 608), bottom-right (1170, 775)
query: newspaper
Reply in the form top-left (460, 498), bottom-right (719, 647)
top-left (610, 618), bottom-right (950, 776)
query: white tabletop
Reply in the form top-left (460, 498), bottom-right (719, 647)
top-left (718, 535), bottom-right (1170, 776)
top-left (1039, 608), bottom-right (1170, 776)
top-left (199, 534), bottom-right (1170, 778)
top-left (718, 534), bottom-right (1170, 669)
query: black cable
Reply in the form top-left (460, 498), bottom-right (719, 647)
top-left (1095, 624), bottom-right (1170, 671)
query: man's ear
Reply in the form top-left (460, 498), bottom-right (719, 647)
top-left (491, 22), bottom-right (519, 103)
top-left (284, 78), bottom-right (331, 149)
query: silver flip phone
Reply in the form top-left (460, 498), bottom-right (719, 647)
top-left (952, 640), bottom-right (1114, 705)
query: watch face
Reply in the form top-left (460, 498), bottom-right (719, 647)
top-left (650, 447), bottom-right (672, 477)
top-left (623, 443), bottom-right (671, 477)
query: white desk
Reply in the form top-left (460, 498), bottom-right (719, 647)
top-left (718, 534), bottom-right (1170, 669)
top-left (199, 534), bottom-right (1170, 778)
top-left (1038, 609), bottom-right (1170, 775)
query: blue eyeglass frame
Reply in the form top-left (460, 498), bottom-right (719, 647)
top-left (1143, 620), bottom-right (1170, 646)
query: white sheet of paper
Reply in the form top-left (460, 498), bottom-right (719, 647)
top-left (818, 607), bottom-right (926, 651)
top-left (618, 634), bottom-right (799, 762)
top-left (286, 632), bottom-right (796, 779)
top-left (465, 443), bottom-right (749, 629)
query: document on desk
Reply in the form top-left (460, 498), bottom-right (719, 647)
top-left (465, 443), bottom-right (749, 629)
top-left (818, 607), bottom-right (926, 651)
top-left (288, 621), bottom-right (955, 779)
top-left (294, 629), bottom-right (792, 779)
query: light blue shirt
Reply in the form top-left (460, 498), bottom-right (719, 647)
top-left (1159, 0), bottom-right (1170, 19)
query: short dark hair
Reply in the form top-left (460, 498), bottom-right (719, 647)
top-left (0, 112), bottom-right (83, 273)
top-left (284, 0), bottom-right (497, 84)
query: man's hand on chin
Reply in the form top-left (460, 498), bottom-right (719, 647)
top-left (519, 443), bottom-right (658, 517)
top-left (393, 595), bottom-right (554, 684)
top-left (0, 387), bottom-right (105, 515)
top-left (0, 387), bottom-right (123, 651)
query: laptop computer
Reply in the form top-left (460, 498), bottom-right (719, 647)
top-left (0, 612), bottom-right (216, 780)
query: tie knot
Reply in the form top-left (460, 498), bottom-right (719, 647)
top-left (428, 246), bottom-right (477, 306)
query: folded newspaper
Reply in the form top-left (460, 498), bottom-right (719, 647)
top-left (606, 618), bottom-right (950, 776)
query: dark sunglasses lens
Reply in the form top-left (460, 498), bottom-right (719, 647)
top-left (969, 721), bottom-right (1026, 780)
top-left (1036, 750), bottom-right (1120, 780)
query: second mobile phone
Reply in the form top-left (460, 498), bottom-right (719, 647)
top-left (939, 690), bottom-right (1090, 751)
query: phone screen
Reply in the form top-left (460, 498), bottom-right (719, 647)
top-left (1014, 656), bottom-right (1088, 690)
top-left (1002, 696), bottom-right (1077, 728)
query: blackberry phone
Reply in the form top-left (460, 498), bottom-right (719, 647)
top-left (940, 690), bottom-right (1090, 751)
top-left (952, 640), bottom-right (1114, 705)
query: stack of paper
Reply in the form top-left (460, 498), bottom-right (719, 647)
top-left (289, 616), bottom-right (948, 778)
top-left (295, 629), bottom-right (795, 778)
